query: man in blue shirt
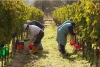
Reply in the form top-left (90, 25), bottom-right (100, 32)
top-left (56, 21), bottom-right (76, 56)
top-left (26, 20), bottom-right (45, 50)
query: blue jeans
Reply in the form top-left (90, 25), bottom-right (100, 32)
top-left (38, 28), bottom-right (44, 48)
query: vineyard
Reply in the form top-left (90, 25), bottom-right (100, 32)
top-left (0, 1), bottom-right (44, 67)
top-left (0, 0), bottom-right (100, 67)
top-left (52, 0), bottom-right (100, 67)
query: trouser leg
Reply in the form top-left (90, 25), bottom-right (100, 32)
top-left (38, 28), bottom-right (44, 49)
top-left (34, 30), bottom-right (44, 45)
top-left (59, 44), bottom-right (66, 54)
top-left (58, 44), bottom-right (61, 51)
top-left (38, 42), bottom-right (43, 49)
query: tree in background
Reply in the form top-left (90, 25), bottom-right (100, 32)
top-left (33, 0), bottom-right (77, 19)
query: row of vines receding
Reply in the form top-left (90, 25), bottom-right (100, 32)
top-left (52, 0), bottom-right (100, 67)
top-left (0, 0), bottom-right (44, 67)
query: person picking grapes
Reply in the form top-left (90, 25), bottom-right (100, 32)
top-left (26, 20), bottom-right (45, 50)
top-left (23, 24), bottom-right (44, 54)
top-left (56, 21), bottom-right (76, 56)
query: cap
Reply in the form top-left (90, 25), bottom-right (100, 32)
top-left (26, 20), bottom-right (32, 24)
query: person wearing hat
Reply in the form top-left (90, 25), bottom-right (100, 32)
top-left (26, 20), bottom-right (45, 50)
top-left (56, 20), bottom-right (76, 56)
top-left (23, 24), bottom-right (44, 54)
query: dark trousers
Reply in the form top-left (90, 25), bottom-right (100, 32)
top-left (59, 44), bottom-right (66, 54)
top-left (34, 30), bottom-right (44, 45)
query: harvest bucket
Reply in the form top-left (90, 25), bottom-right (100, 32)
top-left (2, 47), bottom-right (6, 57)
top-left (17, 44), bottom-right (24, 50)
top-left (28, 44), bottom-right (34, 50)
top-left (74, 44), bottom-right (79, 49)
top-left (17, 40), bottom-right (24, 50)
top-left (70, 40), bottom-right (75, 45)
top-left (0, 47), bottom-right (6, 57)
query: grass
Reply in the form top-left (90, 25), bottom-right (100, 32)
top-left (0, 21), bottom-right (95, 67)
top-left (25, 21), bottom-right (92, 67)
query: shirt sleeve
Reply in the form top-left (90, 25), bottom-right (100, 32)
top-left (68, 26), bottom-right (75, 35)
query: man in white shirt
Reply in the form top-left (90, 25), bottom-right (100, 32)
top-left (26, 20), bottom-right (45, 50)
top-left (23, 24), bottom-right (44, 54)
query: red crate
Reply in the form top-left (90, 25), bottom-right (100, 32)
top-left (17, 44), bottom-right (24, 50)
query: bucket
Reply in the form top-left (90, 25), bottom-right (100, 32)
top-left (2, 47), bottom-right (6, 57)
top-left (70, 40), bottom-right (75, 45)
top-left (16, 40), bottom-right (24, 50)
top-left (17, 44), bottom-right (24, 50)
top-left (28, 44), bottom-right (33, 50)
top-left (0, 47), bottom-right (6, 57)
